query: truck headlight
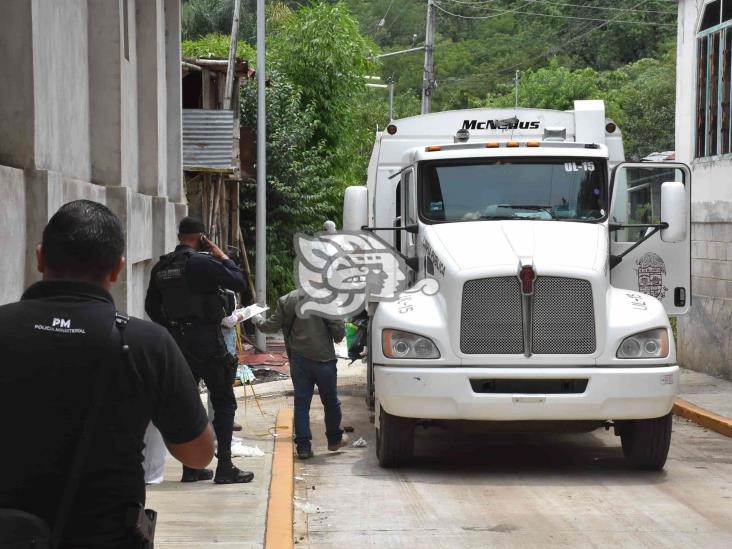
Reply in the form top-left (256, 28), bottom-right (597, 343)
top-left (382, 329), bottom-right (440, 359)
top-left (616, 328), bottom-right (669, 359)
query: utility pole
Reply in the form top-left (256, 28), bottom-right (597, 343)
top-left (255, 0), bottom-right (267, 351)
top-left (223, 0), bottom-right (241, 110)
top-left (421, 0), bottom-right (436, 114)
top-left (514, 70), bottom-right (520, 109)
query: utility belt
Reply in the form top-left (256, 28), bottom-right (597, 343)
top-left (167, 319), bottom-right (222, 336)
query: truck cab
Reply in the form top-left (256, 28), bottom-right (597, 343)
top-left (343, 101), bottom-right (691, 470)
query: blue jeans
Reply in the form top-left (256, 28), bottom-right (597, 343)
top-left (290, 353), bottom-right (343, 449)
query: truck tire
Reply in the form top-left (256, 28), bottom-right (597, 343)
top-left (376, 405), bottom-right (415, 468)
top-left (619, 413), bottom-right (673, 470)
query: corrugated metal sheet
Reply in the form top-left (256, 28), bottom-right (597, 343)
top-left (182, 109), bottom-right (234, 171)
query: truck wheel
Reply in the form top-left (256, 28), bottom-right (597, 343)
top-left (376, 405), bottom-right (415, 468)
top-left (619, 413), bottom-right (673, 470)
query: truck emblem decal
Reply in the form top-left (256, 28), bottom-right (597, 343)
top-left (518, 261), bottom-right (536, 357)
top-left (462, 118), bottom-right (540, 131)
top-left (293, 230), bottom-right (437, 320)
top-left (635, 252), bottom-right (668, 300)
top-left (518, 265), bottom-right (537, 296)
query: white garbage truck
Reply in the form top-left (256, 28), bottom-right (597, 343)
top-left (342, 100), bottom-right (691, 469)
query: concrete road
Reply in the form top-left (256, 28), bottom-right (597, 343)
top-left (294, 381), bottom-right (732, 548)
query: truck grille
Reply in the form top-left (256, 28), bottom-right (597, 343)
top-left (461, 277), bottom-right (523, 354)
top-left (460, 276), bottom-right (596, 355)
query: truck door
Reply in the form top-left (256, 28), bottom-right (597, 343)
top-left (399, 169), bottom-right (417, 258)
top-left (400, 168), bottom-right (418, 282)
top-left (609, 162), bottom-right (691, 315)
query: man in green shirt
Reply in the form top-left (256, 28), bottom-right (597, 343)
top-left (253, 289), bottom-right (347, 458)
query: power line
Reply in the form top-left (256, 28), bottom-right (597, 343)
top-left (441, 0), bottom-right (675, 16)
top-left (530, 0), bottom-right (675, 15)
top-left (384, 0), bottom-right (415, 33)
top-left (433, 0), bottom-right (538, 20)
top-left (374, 0), bottom-right (397, 33)
top-left (433, 1), bottom-right (675, 26)
top-left (439, 0), bottom-right (659, 87)
top-left (499, 0), bottom-right (657, 71)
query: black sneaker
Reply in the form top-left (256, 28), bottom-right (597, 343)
top-left (181, 467), bottom-right (214, 483)
top-left (297, 446), bottom-right (314, 459)
top-left (327, 433), bottom-right (350, 451)
top-left (214, 463), bottom-right (254, 484)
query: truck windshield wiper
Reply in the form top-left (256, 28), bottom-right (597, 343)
top-left (498, 204), bottom-right (556, 218)
top-left (478, 215), bottom-right (518, 220)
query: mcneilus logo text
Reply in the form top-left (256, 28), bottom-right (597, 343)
top-left (462, 119), bottom-right (541, 130)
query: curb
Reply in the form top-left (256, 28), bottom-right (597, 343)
top-left (264, 408), bottom-right (294, 549)
top-left (673, 398), bottom-right (732, 438)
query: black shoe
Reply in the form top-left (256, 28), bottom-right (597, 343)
top-left (214, 463), bottom-right (254, 484)
top-left (297, 446), bottom-right (314, 459)
top-left (328, 433), bottom-right (350, 451)
top-left (181, 467), bottom-right (214, 483)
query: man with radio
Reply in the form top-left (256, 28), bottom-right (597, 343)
top-left (145, 217), bottom-right (253, 484)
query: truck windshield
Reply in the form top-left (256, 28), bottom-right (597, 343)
top-left (419, 158), bottom-right (607, 223)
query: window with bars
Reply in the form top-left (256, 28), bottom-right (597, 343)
top-left (696, 0), bottom-right (732, 158)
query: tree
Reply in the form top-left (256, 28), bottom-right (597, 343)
top-left (239, 74), bottom-right (340, 304)
top-left (605, 52), bottom-right (676, 160)
top-left (271, 2), bottom-right (376, 152)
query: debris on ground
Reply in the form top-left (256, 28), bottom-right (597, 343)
top-left (250, 367), bottom-right (289, 384)
top-left (294, 500), bottom-right (326, 514)
top-left (351, 437), bottom-right (368, 448)
top-left (230, 438), bottom-right (266, 457)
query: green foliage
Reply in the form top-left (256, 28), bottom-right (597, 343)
top-left (606, 53), bottom-right (677, 160)
top-left (182, 0), bottom-right (236, 40)
top-left (239, 74), bottom-right (342, 304)
top-left (181, 33), bottom-right (256, 62)
top-left (484, 52), bottom-right (677, 160)
top-left (487, 60), bottom-right (602, 111)
top-left (271, 2), bottom-right (376, 149)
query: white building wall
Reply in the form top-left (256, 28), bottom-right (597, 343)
top-left (0, 0), bottom-right (186, 317)
top-left (676, 0), bottom-right (732, 379)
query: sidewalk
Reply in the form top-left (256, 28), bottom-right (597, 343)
top-left (676, 367), bottom-right (732, 437)
top-left (144, 358), bottom-right (362, 548)
top-left (146, 390), bottom-right (288, 548)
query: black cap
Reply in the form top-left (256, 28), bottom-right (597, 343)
top-left (179, 216), bottom-right (205, 235)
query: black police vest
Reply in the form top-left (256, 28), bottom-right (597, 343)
top-left (155, 250), bottom-right (226, 324)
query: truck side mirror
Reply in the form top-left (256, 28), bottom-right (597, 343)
top-left (343, 186), bottom-right (368, 231)
top-left (661, 181), bottom-right (687, 243)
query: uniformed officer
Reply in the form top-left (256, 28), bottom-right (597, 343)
top-left (0, 200), bottom-right (215, 547)
top-left (145, 217), bottom-right (253, 484)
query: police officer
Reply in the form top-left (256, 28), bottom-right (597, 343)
top-left (145, 217), bottom-right (253, 484)
top-left (0, 200), bottom-right (215, 547)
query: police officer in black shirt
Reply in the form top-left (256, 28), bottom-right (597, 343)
top-left (0, 200), bottom-right (215, 547)
top-left (145, 217), bottom-right (253, 484)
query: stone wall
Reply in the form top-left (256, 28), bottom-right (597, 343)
top-left (675, 0), bottom-right (732, 379)
top-left (678, 204), bottom-right (732, 379)
top-left (0, 0), bottom-right (186, 318)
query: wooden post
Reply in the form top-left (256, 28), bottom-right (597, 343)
top-left (223, 0), bottom-right (241, 111)
top-left (202, 174), bottom-right (211, 231)
top-left (219, 175), bottom-right (229, 250)
top-left (201, 68), bottom-right (211, 109)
